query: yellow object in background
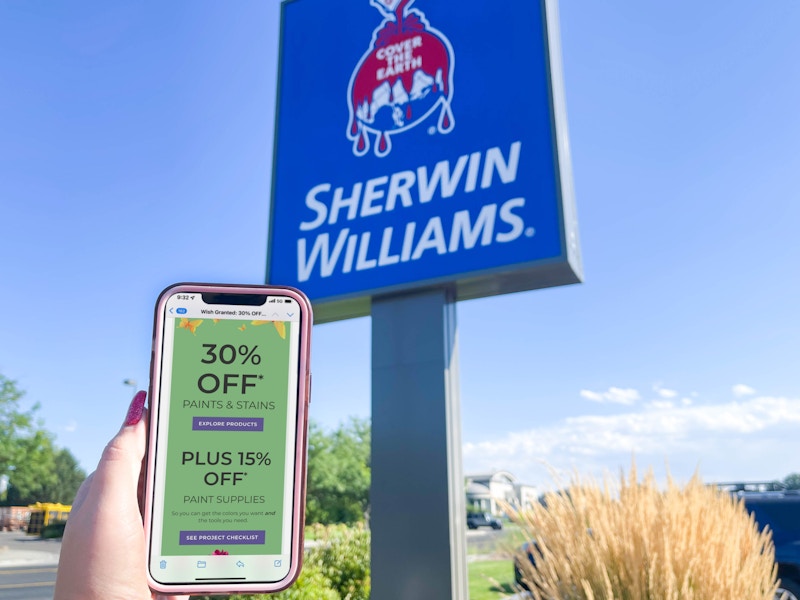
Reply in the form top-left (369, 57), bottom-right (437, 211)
top-left (27, 502), bottom-right (71, 535)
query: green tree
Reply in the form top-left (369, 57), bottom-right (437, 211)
top-left (0, 373), bottom-right (86, 505)
top-left (305, 418), bottom-right (370, 525)
top-left (0, 374), bottom-right (40, 479)
top-left (784, 473), bottom-right (800, 490)
top-left (5, 430), bottom-right (58, 505)
top-left (40, 448), bottom-right (87, 504)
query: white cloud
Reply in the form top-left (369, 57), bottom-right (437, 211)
top-left (656, 387), bottom-right (678, 399)
top-left (64, 420), bottom-right (77, 433)
top-left (463, 395), bottom-right (800, 488)
top-left (580, 387), bottom-right (640, 405)
top-left (650, 400), bottom-right (674, 409)
top-left (733, 384), bottom-right (756, 398)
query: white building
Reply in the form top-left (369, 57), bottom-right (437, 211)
top-left (465, 471), bottom-right (538, 516)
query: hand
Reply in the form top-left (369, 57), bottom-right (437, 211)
top-left (54, 391), bottom-right (188, 600)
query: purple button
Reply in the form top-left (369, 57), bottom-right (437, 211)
top-left (179, 530), bottom-right (266, 545)
top-left (192, 417), bottom-right (264, 432)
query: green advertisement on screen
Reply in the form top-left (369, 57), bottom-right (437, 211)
top-left (158, 317), bottom-right (291, 556)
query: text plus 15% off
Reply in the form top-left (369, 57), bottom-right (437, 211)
top-left (182, 450), bottom-right (272, 486)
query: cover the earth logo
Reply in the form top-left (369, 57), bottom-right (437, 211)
top-left (347, 0), bottom-right (455, 158)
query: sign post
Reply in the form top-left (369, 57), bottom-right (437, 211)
top-left (371, 289), bottom-right (466, 599)
top-left (269, 0), bottom-right (581, 597)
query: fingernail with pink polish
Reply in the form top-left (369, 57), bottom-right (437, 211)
top-left (125, 391), bottom-right (147, 426)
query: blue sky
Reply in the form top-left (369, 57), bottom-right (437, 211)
top-left (1, 1), bottom-right (799, 491)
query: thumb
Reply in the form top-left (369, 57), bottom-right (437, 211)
top-left (99, 388), bottom-right (147, 489)
top-left (84, 390), bottom-right (148, 509)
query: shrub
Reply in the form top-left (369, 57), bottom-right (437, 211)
top-left (306, 523), bottom-right (371, 600)
top-left (269, 561), bottom-right (340, 600)
top-left (189, 524), bottom-right (369, 600)
top-left (508, 463), bottom-right (778, 599)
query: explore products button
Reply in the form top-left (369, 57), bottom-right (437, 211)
top-left (179, 530), bottom-right (266, 545)
top-left (192, 417), bottom-right (264, 432)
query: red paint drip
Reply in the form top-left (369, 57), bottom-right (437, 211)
top-left (357, 130), bottom-right (367, 152)
top-left (442, 111), bottom-right (450, 129)
top-left (379, 133), bottom-right (388, 153)
top-left (406, 104), bottom-right (412, 120)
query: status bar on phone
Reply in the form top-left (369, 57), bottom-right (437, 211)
top-left (166, 306), bottom-right (300, 321)
top-left (165, 295), bottom-right (300, 322)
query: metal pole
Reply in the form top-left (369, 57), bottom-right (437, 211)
top-left (371, 288), bottom-right (467, 600)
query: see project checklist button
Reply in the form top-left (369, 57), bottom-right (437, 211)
top-left (192, 417), bottom-right (264, 432)
top-left (180, 530), bottom-right (266, 545)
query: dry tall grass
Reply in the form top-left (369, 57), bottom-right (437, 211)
top-left (507, 464), bottom-right (778, 599)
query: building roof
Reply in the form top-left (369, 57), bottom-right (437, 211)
top-left (465, 471), bottom-right (518, 485)
top-left (466, 481), bottom-right (491, 496)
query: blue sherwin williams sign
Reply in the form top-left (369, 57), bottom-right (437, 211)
top-left (268, 0), bottom-right (581, 322)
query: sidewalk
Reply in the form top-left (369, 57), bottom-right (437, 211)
top-left (0, 530), bottom-right (61, 567)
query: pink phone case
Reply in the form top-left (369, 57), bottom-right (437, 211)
top-left (143, 283), bottom-right (312, 595)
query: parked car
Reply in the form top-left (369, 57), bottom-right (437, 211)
top-left (513, 541), bottom-right (537, 591)
top-left (740, 491), bottom-right (800, 600)
top-left (466, 512), bottom-right (502, 530)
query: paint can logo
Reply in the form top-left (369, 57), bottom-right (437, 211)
top-left (347, 0), bottom-right (455, 157)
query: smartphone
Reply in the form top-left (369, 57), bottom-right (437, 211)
top-left (144, 283), bottom-right (312, 595)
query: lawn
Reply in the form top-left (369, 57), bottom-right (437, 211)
top-left (467, 522), bottom-right (528, 555)
top-left (468, 559), bottom-right (520, 600)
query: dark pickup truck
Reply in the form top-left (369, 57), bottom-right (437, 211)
top-left (466, 512), bottom-right (502, 530)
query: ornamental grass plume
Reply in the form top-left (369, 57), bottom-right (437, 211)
top-left (507, 463), bottom-right (779, 600)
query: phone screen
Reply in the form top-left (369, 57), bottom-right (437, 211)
top-left (147, 288), bottom-right (307, 587)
